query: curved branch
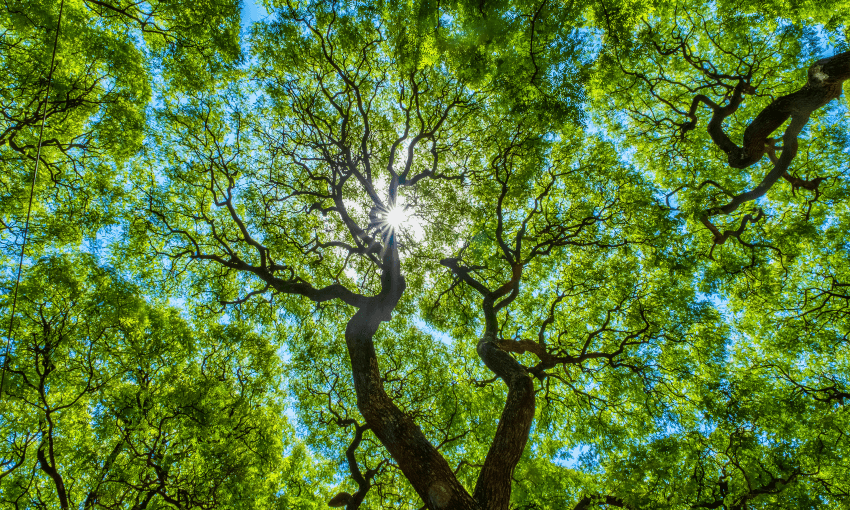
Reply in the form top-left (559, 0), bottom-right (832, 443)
top-left (573, 495), bottom-right (630, 510)
top-left (37, 437), bottom-right (69, 509)
top-left (344, 249), bottom-right (479, 509)
top-left (697, 52), bottom-right (850, 241)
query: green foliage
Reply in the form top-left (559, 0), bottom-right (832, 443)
top-left (0, 0), bottom-right (242, 259)
top-left (2, 0), bottom-right (850, 508)
top-left (0, 254), bottom-right (332, 508)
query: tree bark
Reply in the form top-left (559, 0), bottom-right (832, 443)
top-left (699, 52), bottom-right (850, 171)
top-left (472, 335), bottom-right (536, 510)
top-left (37, 439), bottom-right (69, 509)
top-left (695, 51), bottom-right (850, 242)
top-left (344, 248), bottom-right (479, 510)
top-left (437, 257), bottom-right (539, 509)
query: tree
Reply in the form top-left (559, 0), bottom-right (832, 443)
top-left (0, 0), bottom-right (241, 256)
top-left (2, 0), bottom-right (850, 509)
top-left (0, 254), bottom-right (333, 509)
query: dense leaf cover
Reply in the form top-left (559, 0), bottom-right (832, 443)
top-left (1, 0), bottom-right (849, 508)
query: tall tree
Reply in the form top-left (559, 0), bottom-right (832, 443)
top-left (2, 0), bottom-right (849, 508)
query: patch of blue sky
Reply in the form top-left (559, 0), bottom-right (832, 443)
top-left (413, 316), bottom-right (454, 345)
top-left (241, 0), bottom-right (268, 35)
top-left (553, 443), bottom-right (591, 469)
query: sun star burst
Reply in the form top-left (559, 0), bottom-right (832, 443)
top-left (384, 206), bottom-right (409, 229)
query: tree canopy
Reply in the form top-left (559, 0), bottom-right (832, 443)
top-left (1, 0), bottom-right (849, 508)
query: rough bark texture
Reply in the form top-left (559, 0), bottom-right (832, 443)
top-left (437, 258), bottom-right (539, 509)
top-left (472, 336), bottom-right (535, 510)
top-left (344, 249), bottom-right (479, 510)
top-left (340, 246), bottom-right (540, 509)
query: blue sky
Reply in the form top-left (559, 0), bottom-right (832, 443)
top-left (241, 0), bottom-right (266, 31)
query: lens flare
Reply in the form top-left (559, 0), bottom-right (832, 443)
top-left (384, 206), bottom-right (409, 229)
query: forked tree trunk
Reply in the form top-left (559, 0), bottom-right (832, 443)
top-left (343, 248), bottom-right (478, 509)
top-left (342, 249), bottom-right (538, 509)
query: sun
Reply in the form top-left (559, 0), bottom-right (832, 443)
top-left (384, 206), bottom-right (409, 229)
top-left (366, 193), bottom-right (425, 245)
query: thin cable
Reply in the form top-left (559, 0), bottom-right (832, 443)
top-left (1, 0), bottom-right (65, 397)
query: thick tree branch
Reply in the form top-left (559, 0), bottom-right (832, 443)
top-left (573, 495), bottom-right (630, 510)
top-left (690, 51), bottom-right (850, 241)
top-left (440, 257), bottom-right (534, 510)
top-left (37, 432), bottom-right (69, 509)
top-left (344, 249), bottom-right (478, 510)
top-left (471, 334), bottom-right (535, 510)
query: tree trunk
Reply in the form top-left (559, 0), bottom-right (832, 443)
top-left (472, 336), bottom-right (536, 510)
top-left (343, 249), bottom-right (479, 510)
